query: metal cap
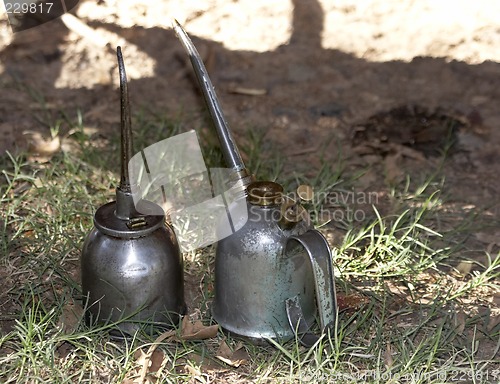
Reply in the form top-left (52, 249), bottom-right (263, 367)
top-left (93, 200), bottom-right (165, 239)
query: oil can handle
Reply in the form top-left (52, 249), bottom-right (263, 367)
top-left (285, 230), bottom-right (337, 346)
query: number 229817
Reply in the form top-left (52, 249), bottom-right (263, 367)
top-left (5, 2), bottom-right (54, 14)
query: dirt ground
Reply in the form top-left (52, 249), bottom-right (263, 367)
top-left (0, 0), bottom-right (499, 254)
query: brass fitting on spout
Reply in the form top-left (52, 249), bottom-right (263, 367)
top-left (280, 184), bottom-right (314, 229)
top-left (279, 198), bottom-right (307, 229)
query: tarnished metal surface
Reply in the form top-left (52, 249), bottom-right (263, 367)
top-left (213, 193), bottom-right (314, 340)
top-left (285, 296), bottom-right (321, 347)
top-left (81, 224), bottom-right (184, 334)
top-left (174, 21), bottom-right (337, 344)
top-left (80, 47), bottom-right (185, 335)
top-left (213, 182), bottom-right (336, 342)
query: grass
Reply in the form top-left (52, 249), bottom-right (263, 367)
top-left (0, 104), bottom-right (499, 383)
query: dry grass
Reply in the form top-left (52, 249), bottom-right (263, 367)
top-left (0, 105), bottom-right (499, 383)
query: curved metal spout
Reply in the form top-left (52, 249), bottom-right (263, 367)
top-left (115, 46), bottom-right (137, 220)
top-left (172, 20), bottom-right (247, 174)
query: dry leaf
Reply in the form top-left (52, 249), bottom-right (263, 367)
top-left (454, 311), bottom-right (466, 335)
top-left (184, 364), bottom-right (206, 384)
top-left (227, 87), bottom-right (267, 96)
top-left (23, 131), bottom-right (61, 156)
top-left (180, 317), bottom-right (218, 340)
top-left (66, 126), bottom-right (100, 138)
top-left (216, 339), bottom-right (232, 360)
top-left (56, 341), bottom-right (74, 359)
top-left (455, 261), bottom-right (473, 276)
top-left (125, 348), bottom-right (165, 384)
top-left (149, 349), bottom-right (165, 373)
top-left (384, 343), bottom-right (394, 369)
top-left (336, 293), bottom-right (369, 313)
top-left (215, 340), bottom-right (249, 368)
top-left (185, 352), bottom-right (226, 373)
top-left (134, 349), bottom-right (149, 368)
top-left (120, 330), bottom-right (175, 384)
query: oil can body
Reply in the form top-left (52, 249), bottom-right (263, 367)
top-left (81, 222), bottom-right (184, 335)
top-left (213, 197), bottom-right (317, 341)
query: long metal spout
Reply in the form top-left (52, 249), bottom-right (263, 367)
top-left (117, 46), bottom-right (133, 192)
top-left (172, 20), bottom-right (248, 176)
top-left (115, 46), bottom-right (137, 220)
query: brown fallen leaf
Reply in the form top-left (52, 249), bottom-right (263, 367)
top-left (215, 340), bottom-right (249, 368)
top-left (336, 293), bottom-right (369, 313)
top-left (454, 311), bottom-right (466, 335)
top-left (56, 341), bottom-right (74, 359)
top-left (384, 343), bottom-right (394, 369)
top-left (149, 349), bottom-right (165, 374)
top-left (134, 348), bottom-right (166, 376)
top-left (180, 317), bottom-right (219, 341)
top-left (184, 364), bottom-right (206, 384)
top-left (184, 352), bottom-right (226, 373)
top-left (122, 330), bottom-right (175, 384)
top-left (139, 330), bottom-right (175, 382)
top-left (23, 131), bottom-right (61, 157)
top-left (121, 318), bottom-right (219, 383)
top-left (216, 339), bottom-right (232, 357)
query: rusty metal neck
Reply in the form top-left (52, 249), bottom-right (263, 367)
top-left (172, 20), bottom-right (251, 185)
